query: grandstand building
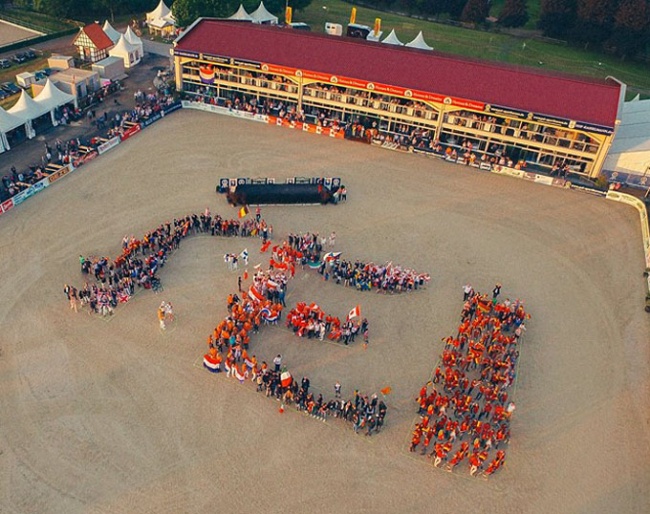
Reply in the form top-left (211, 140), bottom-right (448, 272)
top-left (173, 19), bottom-right (625, 178)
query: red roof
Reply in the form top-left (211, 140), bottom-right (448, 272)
top-left (76, 23), bottom-right (114, 51)
top-left (175, 19), bottom-right (622, 128)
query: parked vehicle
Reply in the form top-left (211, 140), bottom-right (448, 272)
top-left (24, 49), bottom-right (37, 60)
top-left (0, 58), bottom-right (11, 69)
top-left (0, 82), bottom-right (21, 95)
top-left (12, 53), bottom-right (27, 64)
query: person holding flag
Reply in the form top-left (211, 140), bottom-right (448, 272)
top-left (347, 304), bottom-right (361, 321)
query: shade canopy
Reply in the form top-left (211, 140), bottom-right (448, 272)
top-left (0, 106), bottom-right (26, 133)
top-left (34, 78), bottom-right (77, 111)
top-left (8, 90), bottom-right (50, 119)
top-left (102, 20), bottom-right (121, 43)
top-left (229, 4), bottom-right (253, 21)
top-left (382, 29), bottom-right (404, 46)
top-left (251, 2), bottom-right (278, 24)
top-left (406, 31), bottom-right (433, 50)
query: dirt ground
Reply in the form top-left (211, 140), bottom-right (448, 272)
top-left (0, 110), bottom-right (649, 514)
top-left (0, 20), bottom-right (41, 47)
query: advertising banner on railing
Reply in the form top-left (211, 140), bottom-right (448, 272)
top-left (47, 163), bottom-right (73, 184)
top-left (72, 150), bottom-right (98, 169)
top-left (120, 123), bottom-right (141, 142)
top-left (97, 136), bottom-right (120, 155)
top-left (140, 113), bottom-right (162, 128)
top-left (162, 101), bottom-right (183, 115)
top-left (182, 101), bottom-right (267, 123)
top-left (267, 116), bottom-right (344, 139)
top-left (0, 198), bottom-right (14, 216)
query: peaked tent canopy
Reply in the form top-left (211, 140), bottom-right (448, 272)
top-left (229, 4), bottom-right (254, 21)
top-left (147, 0), bottom-right (172, 22)
top-left (0, 106), bottom-right (26, 133)
top-left (109, 34), bottom-right (140, 68)
top-left (251, 2), bottom-right (278, 24)
top-left (102, 20), bottom-right (121, 44)
top-left (382, 29), bottom-right (404, 46)
top-left (34, 78), bottom-right (77, 111)
top-left (8, 90), bottom-right (50, 119)
top-left (406, 31), bottom-right (433, 50)
top-left (124, 26), bottom-right (144, 58)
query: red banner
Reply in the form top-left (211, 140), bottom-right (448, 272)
top-left (120, 123), bottom-right (142, 142)
top-left (267, 116), bottom-right (344, 139)
top-left (1, 198), bottom-right (14, 215)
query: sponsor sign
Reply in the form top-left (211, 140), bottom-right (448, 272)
top-left (97, 136), bottom-right (120, 155)
top-left (232, 58), bottom-right (261, 69)
top-left (141, 112), bottom-right (162, 128)
top-left (47, 164), bottom-right (73, 184)
top-left (72, 150), bottom-right (98, 168)
top-left (1, 198), bottom-right (15, 215)
top-left (162, 101), bottom-right (182, 115)
top-left (202, 53), bottom-right (230, 64)
top-left (174, 50), bottom-right (200, 58)
top-left (120, 123), bottom-right (141, 141)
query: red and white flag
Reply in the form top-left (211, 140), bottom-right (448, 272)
top-left (347, 305), bottom-right (361, 321)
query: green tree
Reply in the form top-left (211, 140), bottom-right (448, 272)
top-left (286, 0), bottom-right (313, 12)
top-left (498, 0), bottom-right (529, 27)
top-left (538, 0), bottom-right (577, 38)
top-left (461, 0), bottom-right (488, 23)
top-left (608, 0), bottom-right (650, 57)
top-left (575, 0), bottom-right (619, 44)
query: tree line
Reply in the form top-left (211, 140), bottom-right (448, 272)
top-left (355, 0), bottom-right (650, 59)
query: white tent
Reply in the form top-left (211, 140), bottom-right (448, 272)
top-left (109, 34), bottom-right (140, 69)
top-left (34, 78), bottom-right (78, 126)
top-left (382, 29), bottom-right (404, 46)
top-left (251, 2), bottom-right (278, 24)
top-left (0, 107), bottom-right (27, 153)
top-left (8, 90), bottom-right (50, 138)
top-left (604, 99), bottom-right (650, 176)
top-left (406, 31), bottom-right (433, 50)
top-left (229, 4), bottom-right (253, 21)
top-left (147, 0), bottom-right (172, 23)
top-left (102, 20), bottom-right (121, 44)
top-left (124, 26), bottom-right (144, 60)
top-left (146, 0), bottom-right (176, 35)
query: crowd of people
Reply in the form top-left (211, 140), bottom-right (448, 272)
top-left (285, 301), bottom-right (369, 346)
top-left (316, 257), bottom-right (430, 293)
top-left (204, 289), bottom-right (385, 434)
top-left (409, 285), bottom-right (529, 478)
top-left (66, 210), bottom-right (271, 316)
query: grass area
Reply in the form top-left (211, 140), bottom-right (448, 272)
top-left (297, 0), bottom-right (650, 94)
top-left (0, 7), bottom-right (79, 34)
top-left (0, 54), bottom-right (51, 110)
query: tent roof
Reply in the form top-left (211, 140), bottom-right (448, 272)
top-left (149, 0), bottom-right (171, 19)
top-left (251, 2), bottom-right (278, 24)
top-left (608, 99), bottom-right (650, 154)
top-left (149, 17), bottom-right (175, 29)
top-left (76, 23), bottom-right (114, 51)
top-left (175, 20), bottom-right (622, 128)
top-left (8, 90), bottom-right (49, 119)
top-left (102, 20), bottom-right (121, 43)
top-left (406, 31), bottom-right (433, 50)
top-left (124, 26), bottom-right (143, 46)
top-left (110, 34), bottom-right (137, 55)
top-left (382, 29), bottom-right (404, 46)
top-left (34, 78), bottom-right (76, 111)
top-left (0, 106), bottom-right (26, 133)
top-left (229, 4), bottom-right (253, 21)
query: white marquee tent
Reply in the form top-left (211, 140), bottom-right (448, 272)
top-left (228, 4), bottom-right (254, 21)
top-left (0, 107), bottom-right (27, 153)
top-left (406, 31), bottom-right (433, 50)
top-left (604, 99), bottom-right (650, 177)
top-left (251, 2), bottom-right (278, 24)
top-left (102, 20), bottom-right (121, 44)
top-left (109, 34), bottom-right (140, 69)
top-left (8, 90), bottom-right (50, 139)
top-left (382, 29), bottom-right (404, 46)
top-left (124, 26), bottom-right (144, 61)
top-left (146, 0), bottom-right (176, 35)
top-left (34, 78), bottom-right (78, 126)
